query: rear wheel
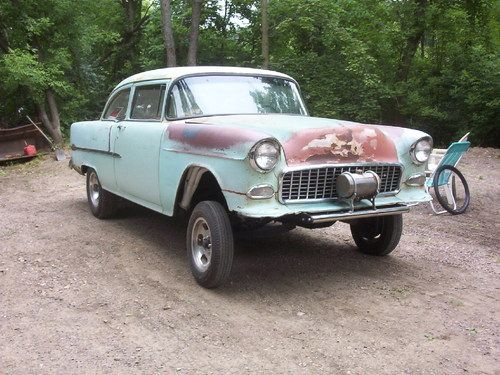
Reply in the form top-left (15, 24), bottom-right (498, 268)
top-left (187, 201), bottom-right (234, 288)
top-left (350, 214), bottom-right (403, 256)
top-left (86, 168), bottom-right (118, 219)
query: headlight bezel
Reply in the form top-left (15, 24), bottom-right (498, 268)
top-left (249, 138), bottom-right (281, 173)
top-left (410, 137), bottom-right (433, 165)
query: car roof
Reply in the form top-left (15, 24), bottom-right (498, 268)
top-left (113, 66), bottom-right (294, 91)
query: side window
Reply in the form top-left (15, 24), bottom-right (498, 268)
top-left (131, 84), bottom-right (166, 120)
top-left (166, 81), bottom-right (203, 118)
top-left (103, 89), bottom-right (130, 120)
top-left (167, 84), bottom-right (185, 118)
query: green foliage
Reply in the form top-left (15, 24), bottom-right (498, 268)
top-left (0, 0), bottom-right (498, 147)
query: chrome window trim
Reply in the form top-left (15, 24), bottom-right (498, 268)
top-left (277, 162), bottom-right (404, 204)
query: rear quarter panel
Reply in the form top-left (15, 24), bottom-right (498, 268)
top-left (70, 120), bottom-right (116, 191)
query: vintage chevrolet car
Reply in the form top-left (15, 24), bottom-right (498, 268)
top-left (70, 66), bottom-right (432, 288)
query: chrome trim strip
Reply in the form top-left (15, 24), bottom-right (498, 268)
top-left (281, 162), bottom-right (403, 173)
top-left (278, 163), bottom-right (404, 204)
top-left (161, 147), bottom-right (244, 160)
top-left (307, 205), bottom-right (410, 223)
top-left (71, 144), bottom-right (121, 158)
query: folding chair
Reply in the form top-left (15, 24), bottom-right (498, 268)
top-left (425, 141), bottom-right (471, 214)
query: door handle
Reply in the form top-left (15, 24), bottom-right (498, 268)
top-left (117, 124), bottom-right (126, 130)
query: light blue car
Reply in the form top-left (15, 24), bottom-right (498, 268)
top-left (70, 66), bottom-right (432, 288)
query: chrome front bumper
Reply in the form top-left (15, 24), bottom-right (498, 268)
top-left (298, 204), bottom-right (410, 224)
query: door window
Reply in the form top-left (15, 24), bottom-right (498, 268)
top-left (103, 89), bottom-right (130, 120)
top-left (130, 84), bottom-right (166, 120)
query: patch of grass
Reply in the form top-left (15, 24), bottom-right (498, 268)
top-left (23, 154), bottom-right (44, 168)
top-left (391, 286), bottom-right (411, 299)
top-left (1, 154), bottom-right (45, 174)
top-left (424, 333), bottom-right (435, 341)
top-left (449, 299), bottom-right (465, 307)
top-left (466, 327), bottom-right (478, 335)
top-left (0, 228), bottom-right (17, 238)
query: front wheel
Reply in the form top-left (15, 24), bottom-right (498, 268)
top-left (350, 214), bottom-right (403, 256)
top-left (186, 201), bottom-right (234, 288)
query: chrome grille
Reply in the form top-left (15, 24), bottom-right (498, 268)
top-left (280, 164), bottom-right (402, 202)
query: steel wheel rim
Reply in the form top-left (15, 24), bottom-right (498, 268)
top-left (191, 217), bottom-right (212, 272)
top-left (89, 171), bottom-right (100, 207)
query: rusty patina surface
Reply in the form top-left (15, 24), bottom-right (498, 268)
top-left (162, 115), bottom-right (418, 168)
top-left (0, 123), bottom-right (51, 162)
top-left (282, 124), bottom-right (399, 166)
top-left (166, 120), bottom-right (265, 152)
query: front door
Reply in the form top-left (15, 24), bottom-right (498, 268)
top-left (113, 82), bottom-right (167, 206)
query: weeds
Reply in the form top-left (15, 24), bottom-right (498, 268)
top-left (449, 299), bottom-right (465, 307)
top-left (0, 154), bottom-right (45, 175)
top-left (391, 286), bottom-right (411, 299)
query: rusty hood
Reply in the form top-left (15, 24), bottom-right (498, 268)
top-left (168, 114), bottom-right (426, 166)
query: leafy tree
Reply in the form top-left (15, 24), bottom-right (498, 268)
top-left (0, 0), bottom-right (497, 147)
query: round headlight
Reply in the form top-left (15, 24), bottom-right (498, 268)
top-left (250, 140), bottom-right (280, 172)
top-left (411, 138), bottom-right (433, 164)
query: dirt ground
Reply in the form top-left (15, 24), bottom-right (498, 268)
top-left (0, 148), bottom-right (498, 374)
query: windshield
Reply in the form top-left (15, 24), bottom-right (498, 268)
top-left (166, 75), bottom-right (307, 119)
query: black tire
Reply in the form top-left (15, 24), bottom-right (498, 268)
top-left (86, 168), bottom-right (118, 219)
top-left (186, 201), bottom-right (234, 288)
top-left (433, 165), bottom-right (470, 215)
top-left (350, 214), bottom-right (403, 256)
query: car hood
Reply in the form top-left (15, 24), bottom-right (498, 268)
top-left (168, 114), bottom-right (428, 166)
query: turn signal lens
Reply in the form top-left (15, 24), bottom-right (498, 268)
top-left (246, 185), bottom-right (275, 199)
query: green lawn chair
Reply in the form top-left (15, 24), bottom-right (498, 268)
top-left (425, 141), bottom-right (471, 214)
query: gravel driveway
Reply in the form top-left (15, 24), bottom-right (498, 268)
top-left (0, 148), bottom-right (498, 374)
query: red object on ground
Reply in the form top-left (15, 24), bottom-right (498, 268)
top-left (23, 144), bottom-right (37, 156)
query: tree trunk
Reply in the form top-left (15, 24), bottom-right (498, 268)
top-left (187, 0), bottom-right (203, 66)
top-left (261, 0), bottom-right (269, 69)
top-left (120, 0), bottom-right (143, 71)
top-left (160, 0), bottom-right (177, 67)
top-left (381, 0), bottom-right (427, 125)
top-left (45, 89), bottom-right (63, 144)
top-left (0, 28), bottom-right (9, 53)
top-left (396, 0), bottom-right (427, 82)
top-left (36, 101), bottom-right (62, 145)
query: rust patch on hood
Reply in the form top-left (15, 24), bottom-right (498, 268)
top-left (167, 121), bottom-right (266, 150)
top-left (283, 125), bottom-right (399, 166)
